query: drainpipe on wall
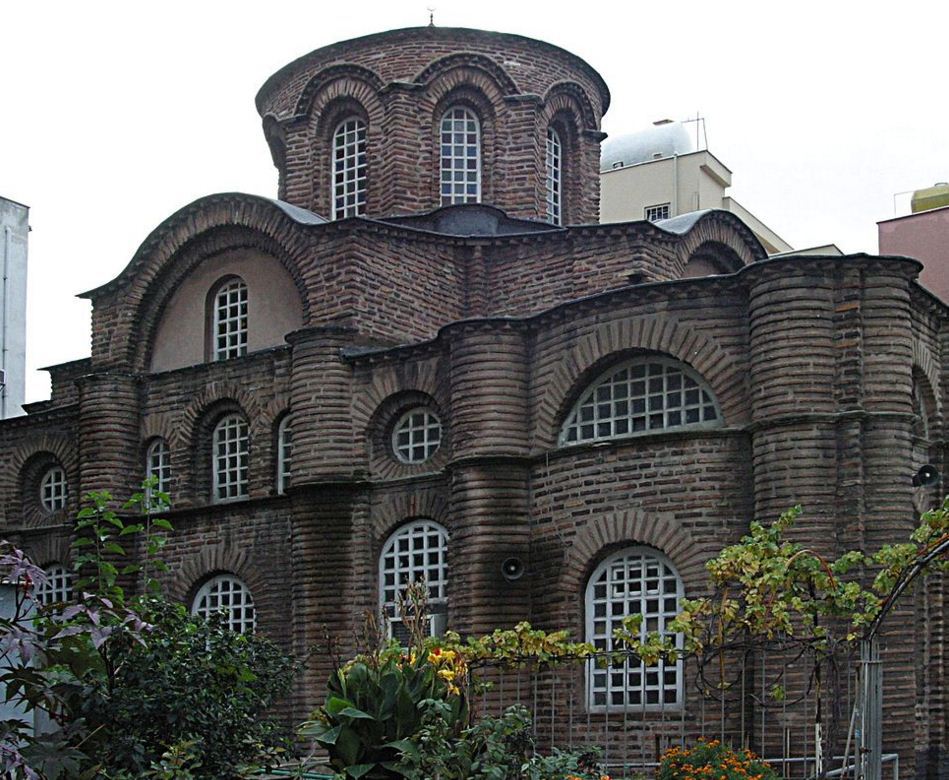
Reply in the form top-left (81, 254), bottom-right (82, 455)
top-left (1, 225), bottom-right (10, 419)
top-left (672, 153), bottom-right (679, 217)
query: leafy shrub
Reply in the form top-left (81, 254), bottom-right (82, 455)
top-left (658, 739), bottom-right (777, 780)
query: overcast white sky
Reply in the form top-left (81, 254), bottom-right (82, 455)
top-left (2, 0), bottom-right (946, 403)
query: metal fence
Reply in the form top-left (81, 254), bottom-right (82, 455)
top-left (466, 643), bottom-right (871, 779)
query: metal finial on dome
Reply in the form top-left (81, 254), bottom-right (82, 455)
top-left (427, 7), bottom-right (435, 26)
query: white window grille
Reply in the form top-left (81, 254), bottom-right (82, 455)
top-left (546, 127), bottom-right (563, 225)
top-left (560, 357), bottom-right (720, 446)
top-left (379, 520), bottom-right (448, 643)
top-left (192, 574), bottom-right (256, 633)
top-left (276, 416), bottom-right (292, 494)
top-left (36, 563), bottom-right (74, 606)
top-left (213, 414), bottom-right (249, 502)
top-left (586, 547), bottom-right (683, 710)
top-left (145, 438), bottom-right (170, 495)
top-left (213, 278), bottom-right (248, 361)
top-left (392, 408), bottom-right (442, 464)
top-left (40, 466), bottom-right (68, 512)
top-left (644, 203), bottom-right (671, 222)
top-left (440, 107), bottom-right (481, 205)
top-left (332, 117), bottom-right (367, 219)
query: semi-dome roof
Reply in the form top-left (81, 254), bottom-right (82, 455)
top-left (600, 121), bottom-right (694, 171)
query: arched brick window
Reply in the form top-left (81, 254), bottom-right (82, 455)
top-left (212, 413), bottom-right (249, 503)
top-left (39, 466), bottom-right (68, 513)
top-left (211, 277), bottom-right (248, 361)
top-left (36, 562), bottom-right (74, 606)
top-left (192, 573), bottom-right (256, 634)
top-left (331, 117), bottom-right (367, 219)
top-left (379, 520), bottom-right (448, 642)
top-left (546, 127), bottom-right (563, 225)
top-left (585, 546), bottom-right (683, 710)
top-left (560, 356), bottom-right (721, 446)
top-left (440, 106), bottom-right (481, 205)
top-left (145, 437), bottom-right (170, 496)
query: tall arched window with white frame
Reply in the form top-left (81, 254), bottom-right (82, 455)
top-left (379, 520), bottom-right (448, 643)
top-left (212, 413), bottom-right (249, 503)
top-left (212, 278), bottom-right (248, 361)
top-left (545, 127), bottom-right (563, 225)
top-left (145, 438), bottom-right (170, 497)
top-left (586, 546), bottom-right (684, 710)
top-left (331, 117), bottom-right (367, 219)
top-left (440, 107), bottom-right (481, 205)
top-left (192, 574), bottom-right (256, 634)
top-left (560, 356), bottom-right (721, 446)
top-left (276, 415), bottom-right (292, 494)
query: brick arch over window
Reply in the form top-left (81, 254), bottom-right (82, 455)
top-left (682, 241), bottom-right (744, 277)
top-left (352, 358), bottom-right (445, 437)
top-left (670, 212), bottom-right (765, 270)
top-left (82, 195), bottom-right (313, 372)
top-left (541, 82), bottom-right (599, 132)
top-left (22, 534), bottom-right (72, 574)
top-left (292, 64), bottom-right (386, 119)
top-left (370, 492), bottom-right (450, 546)
top-left (363, 388), bottom-right (450, 480)
top-left (413, 53), bottom-right (519, 97)
top-left (912, 338), bottom-right (942, 418)
top-left (167, 543), bottom-right (268, 609)
top-left (535, 317), bottom-right (745, 449)
top-left (561, 509), bottom-right (706, 599)
top-left (4, 437), bottom-right (78, 524)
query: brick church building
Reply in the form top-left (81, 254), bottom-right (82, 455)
top-left (0, 26), bottom-right (945, 776)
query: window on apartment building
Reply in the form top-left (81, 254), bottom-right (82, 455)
top-left (36, 563), bottom-right (74, 607)
top-left (560, 356), bottom-right (720, 446)
top-left (379, 520), bottom-right (448, 643)
top-left (39, 466), bottom-right (68, 513)
top-left (585, 546), bottom-right (683, 710)
top-left (644, 203), bottom-right (670, 222)
top-left (276, 415), bottom-right (292, 494)
top-left (440, 106), bottom-right (481, 205)
top-left (546, 127), bottom-right (563, 226)
top-left (392, 407), bottom-right (442, 464)
top-left (212, 413), bottom-right (249, 503)
top-left (332, 117), bottom-right (367, 219)
top-left (192, 574), bottom-right (256, 634)
top-left (145, 437), bottom-right (170, 497)
top-left (212, 277), bottom-right (248, 361)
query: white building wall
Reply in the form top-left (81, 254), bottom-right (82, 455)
top-left (0, 197), bottom-right (29, 418)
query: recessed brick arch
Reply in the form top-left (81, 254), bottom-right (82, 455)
top-left (167, 542), bottom-right (268, 607)
top-left (670, 212), bottom-right (766, 270)
top-left (414, 53), bottom-right (519, 97)
top-left (293, 64), bottom-right (385, 119)
top-left (370, 491), bottom-right (450, 548)
top-left (87, 195), bottom-right (313, 372)
top-left (5, 436), bottom-right (79, 525)
top-left (535, 316), bottom-right (745, 449)
top-left (913, 338), bottom-right (942, 417)
top-left (179, 382), bottom-right (262, 443)
top-left (22, 533), bottom-right (73, 571)
top-left (561, 509), bottom-right (706, 599)
top-left (141, 413), bottom-right (179, 447)
top-left (351, 358), bottom-right (445, 436)
top-left (541, 82), bottom-right (599, 132)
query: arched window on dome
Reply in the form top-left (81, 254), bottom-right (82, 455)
top-left (585, 546), bottom-right (684, 710)
top-left (379, 520), bottom-right (448, 643)
top-left (211, 277), bottom-right (248, 361)
top-left (192, 574), bottom-right (256, 634)
top-left (545, 127), bottom-right (563, 225)
top-left (212, 413), bottom-right (249, 503)
top-left (440, 107), bottom-right (481, 206)
top-left (331, 117), bottom-right (367, 219)
top-left (560, 356), bottom-right (721, 446)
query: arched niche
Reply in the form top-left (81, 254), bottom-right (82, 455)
top-left (149, 247), bottom-right (303, 372)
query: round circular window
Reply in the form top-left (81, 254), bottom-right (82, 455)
top-left (392, 408), bottom-right (442, 464)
